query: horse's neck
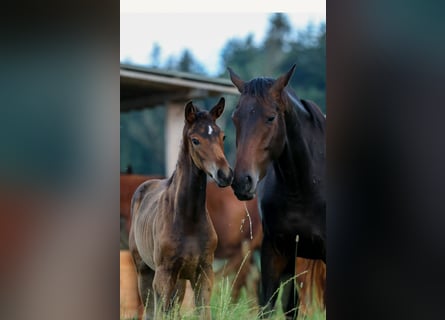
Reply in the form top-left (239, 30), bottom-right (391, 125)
top-left (275, 105), bottom-right (319, 198)
top-left (170, 147), bottom-right (207, 222)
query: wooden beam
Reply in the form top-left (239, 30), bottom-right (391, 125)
top-left (120, 89), bottom-right (216, 111)
top-left (121, 91), bottom-right (188, 111)
top-left (120, 69), bottom-right (239, 96)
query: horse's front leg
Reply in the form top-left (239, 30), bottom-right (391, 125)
top-left (259, 236), bottom-right (289, 318)
top-left (282, 258), bottom-right (298, 320)
top-left (137, 265), bottom-right (156, 320)
top-left (192, 263), bottom-right (214, 320)
top-left (152, 267), bottom-right (180, 317)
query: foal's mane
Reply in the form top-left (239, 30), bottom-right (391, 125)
top-left (166, 108), bottom-right (214, 187)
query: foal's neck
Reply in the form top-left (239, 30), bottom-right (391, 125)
top-left (171, 143), bottom-right (207, 222)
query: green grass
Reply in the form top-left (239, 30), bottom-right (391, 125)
top-left (121, 274), bottom-right (325, 320)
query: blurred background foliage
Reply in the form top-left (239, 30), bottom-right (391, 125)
top-left (121, 13), bottom-right (326, 175)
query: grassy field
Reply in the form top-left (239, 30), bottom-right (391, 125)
top-left (122, 274), bottom-right (325, 320)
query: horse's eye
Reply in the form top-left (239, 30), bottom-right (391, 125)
top-left (267, 115), bottom-right (276, 123)
top-left (223, 135), bottom-right (226, 141)
top-left (191, 138), bottom-right (200, 145)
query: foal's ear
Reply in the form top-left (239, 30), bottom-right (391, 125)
top-left (227, 67), bottom-right (245, 93)
top-left (185, 101), bottom-right (197, 124)
top-left (210, 97), bottom-right (225, 120)
top-left (270, 64), bottom-right (296, 99)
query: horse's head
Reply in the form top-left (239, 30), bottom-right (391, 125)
top-left (228, 65), bottom-right (296, 200)
top-left (183, 98), bottom-right (233, 187)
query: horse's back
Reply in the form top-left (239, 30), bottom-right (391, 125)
top-left (130, 178), bottom-right (167, 269)
top-left (131, 178), bottom-right (165, 218)
top-left (130, 178), bottom-right (166, 232)
top-left (120, 174), bottom-right (164, 231)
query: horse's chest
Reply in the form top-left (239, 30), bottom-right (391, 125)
top-left (166, 235), bottom-right (216, 279)
top-left (178, 235), bottom-right (208, 255)
top-left (260, 193), bottom-right (317, 236)
top-left (158, 221), bottom-right (216, 254)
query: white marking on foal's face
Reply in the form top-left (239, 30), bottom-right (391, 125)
top-left (208, 125), bottom-right (213, 135)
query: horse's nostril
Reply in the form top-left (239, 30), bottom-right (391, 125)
top-left (242, 174), bottom-right (253, 191)
top-left (217, 169), bottom-right (225, 180)
top-left (217, 168), bottom-right (233, 186)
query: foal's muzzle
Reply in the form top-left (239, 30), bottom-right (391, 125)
top-left (215, 167), bottom-right (233, 187)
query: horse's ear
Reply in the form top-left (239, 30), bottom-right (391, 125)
top-left (210, 97), bottom-right (225, 120)
top-left (185, 101), bottom-right (197, 124)
top-left (227, 67), bottom-right (245, 93)
top-left (270, 64), bottom-right (296, 98)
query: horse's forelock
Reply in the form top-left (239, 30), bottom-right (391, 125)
top-left (195, 110), bottom-right (215, 123)
top-left (242, 77), bottom-right (274, 100)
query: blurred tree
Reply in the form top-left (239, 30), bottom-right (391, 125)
top-left (177, 49), bottom-right (194, 71)
top-left (263, 13), bottom-right (292, 74)
top-left (280, 22), bottom-right (326, 112)
top-left (166, 49), bottom-right (207, 75)
top-left (164, 56), bottom-right (177, 70)
top-left (149, 42), bottom-right (161, 68)
top-left (120, 106), bottom-right (166, 174)
top-left (221, 33), bottom-right (260, 79)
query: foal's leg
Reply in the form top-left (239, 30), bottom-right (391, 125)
top-left (192, 264), bottom-right (214, 320)
top-left (174, 279), bottom-right (187, 308)
top-left (129, 222), bottom-right (156, 319)
top-left (130, 249), bottom-right (155, 319)
top-left (138, 265), bottom-right (156, 320)
top-left (259, 237), bottom-right (288, 318)
top-left (152, 267), bottom-right (182, 317)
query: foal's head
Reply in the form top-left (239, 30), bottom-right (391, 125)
top-left (228, 65), bottom-right (296, 200)
top-left (183, 98), bottom-right (233, 187)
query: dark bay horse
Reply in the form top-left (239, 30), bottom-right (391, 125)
top-left (129, 98), bottom-right (233, 320)
top-left (228, 65), bottom-right (326, 319)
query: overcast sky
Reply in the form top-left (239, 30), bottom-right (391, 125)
top-left (120, 3), bottom-right (326, 75)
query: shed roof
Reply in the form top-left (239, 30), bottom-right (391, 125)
top-left (120, 64), bottom-right (239, 111)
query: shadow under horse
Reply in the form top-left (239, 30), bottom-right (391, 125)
top-left (228, 65), bottom-right (326, 319)
top-left (129, 98), bottom-right (233, 320)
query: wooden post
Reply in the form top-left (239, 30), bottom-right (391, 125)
top-left (165, 102), bottom-right (184, 176)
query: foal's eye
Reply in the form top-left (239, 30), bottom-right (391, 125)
top-left (223, 135), bottom-right (226, 141)
top-left (191, 138), bottom-right (200, 145)
top-left (267, 115), bottom-right (276, 123)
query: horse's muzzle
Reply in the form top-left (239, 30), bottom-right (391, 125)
top-left (233, 190), bottom-right (255, 201)
top-left (231, 174), bottom-right (256, 200)
top-left (215, 167), bottom-right (233, 187)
